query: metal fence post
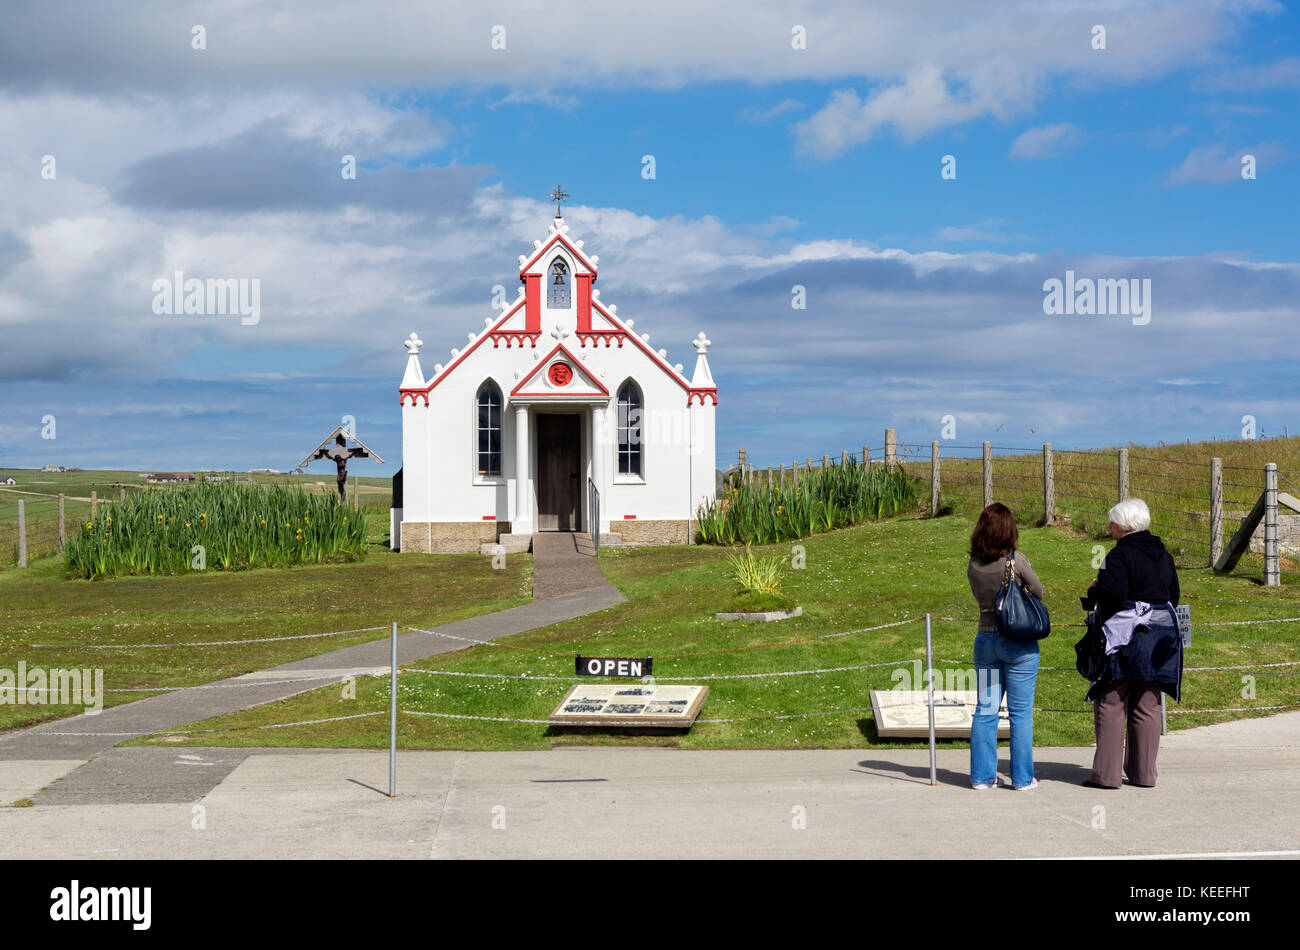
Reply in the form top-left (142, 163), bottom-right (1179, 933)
top-left (925, 614), bottom-right (937, 786)
top-left (1265, 462), bottom-right (1279, 586)
top-left (389, 620), bottom-right (398, 797)
top-left (17, 500), bottom-right (27, 568)
top-left (1209, 457), bottom-right (1223, 568)
top-left (1043, 443), bottom-right (1054, 525)
top-left (1118, 447), bottom-right (1130, 502)
top-left (982, 442), bottom-right (992, 508)
top-left (930, 441), bottom-right (940, 516)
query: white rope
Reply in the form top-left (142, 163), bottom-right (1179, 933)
top-left (6, 625), bottom-right (388, 649)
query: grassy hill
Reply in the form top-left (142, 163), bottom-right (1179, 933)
top-left (132, 512), bottom-right (1300, 752)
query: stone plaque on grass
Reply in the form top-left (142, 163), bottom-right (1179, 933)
top-left (549, 684), bottom-right (709, 728)
top-left (869, 689), bottom-right (1009, 738)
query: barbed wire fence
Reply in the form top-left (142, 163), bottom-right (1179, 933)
top-left (724, 428), bottom-right (1297, 584)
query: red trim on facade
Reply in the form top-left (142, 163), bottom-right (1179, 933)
top-left (509, 341), bottom-right (610, 398)
top-left (623, 514), bottom-right (637, 519)
top-left (575, 274), bottom-right (593, 333)
top-left (591, 301), bottom-right (692, 392)
top-left (524, 274), bottom-right (541, 332)
top-left (482, 515), bottom-right (496, 521)
top-left (519, 232), bottom-right (598, 277)
top-left (687, 390), bottom-right (719, 406)
top-left (399, 391), bottom-right (429, 406)
top-left (575, 331), bottom-right (625, 348)
top-left (488, 331), bottom-right (541, 348)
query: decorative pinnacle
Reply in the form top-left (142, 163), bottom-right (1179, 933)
top-left (404, 332), bottom-right (423, 355)
top-left (548, 183), bottom-right (570, 216)
top-left (692, 331), bottom-right (711, 354)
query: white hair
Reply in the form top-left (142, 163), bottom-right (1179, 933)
top-left (1108, 498), bottom-right (1151, 534)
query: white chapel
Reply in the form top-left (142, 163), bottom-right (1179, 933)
top-left (392, 209), bottom-right (718, 553)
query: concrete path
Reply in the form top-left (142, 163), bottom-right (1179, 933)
top-left (531, 531), bottom-right (608, 600)
top-left (0, 562), bottom-right (625, 761)
top-left (2, 712), bottom-right (1297, 858)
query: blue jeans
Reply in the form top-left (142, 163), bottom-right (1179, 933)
top-left (970, 630), bottom-right (1040, 788)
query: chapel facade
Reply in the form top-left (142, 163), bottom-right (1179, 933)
top-left (393, 213), bottom-right (717, 553)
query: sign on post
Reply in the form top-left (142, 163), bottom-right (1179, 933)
top-left (575, 655), bottom-right (653, 677)
top-left (1176, 604), bottom-right (1191, 646)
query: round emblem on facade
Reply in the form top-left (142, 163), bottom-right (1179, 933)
top-left (548, 362), bottom-right (573, 386)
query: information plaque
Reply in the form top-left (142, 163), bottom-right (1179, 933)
top-left (869, 689), bottom-right (1010, 738)
top-left (549, 684), bottom-right (708, 728)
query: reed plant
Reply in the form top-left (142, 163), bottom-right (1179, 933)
top-left (64, 480), bottom-right (368, 579)
top-left (696, 459), bottom-right (919, 545)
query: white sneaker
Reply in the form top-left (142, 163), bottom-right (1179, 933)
top-left (1013, 778), bottom-right (1038, 790)
top-left (971, 777), bottom-right (1001, 790)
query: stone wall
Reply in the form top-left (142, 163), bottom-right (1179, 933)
top-left (615, 519), bottom-right (691, 545)
top-left (401, 521), bottom-right (511, 554)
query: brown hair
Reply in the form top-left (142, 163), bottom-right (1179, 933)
top-left (969, 503), bottom-right (1018, 564)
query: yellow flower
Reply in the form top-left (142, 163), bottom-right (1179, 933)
top-left (185, 522), bottom-right (191, 528)
top-left (85, 521), bottom-right (92, 529)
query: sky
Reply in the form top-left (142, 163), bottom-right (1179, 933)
top-left (1, 0), bottom-right (1298, 476)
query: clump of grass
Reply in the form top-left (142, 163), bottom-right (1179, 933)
top-left (724, 545), bottom-right (785, 595)
top-left (697, 459), bottom-right (920, 544)
top-left (63, 480), bottom-right (368, 579)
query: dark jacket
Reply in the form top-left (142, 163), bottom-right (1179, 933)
top-left (1087, 531), bottom-right (1182, 701)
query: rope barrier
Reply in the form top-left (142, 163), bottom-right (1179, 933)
top-left (1, 625), bottom-right (389, 649)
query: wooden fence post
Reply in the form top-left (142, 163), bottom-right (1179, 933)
top-left (58, 493), bottom-right (66, 551)
top-left (930, 441), bottom-right (940, 517)
top-left (822, 454), bottom-right (829, 470)
top-left (738, 448), bottom-right (747, 477)
top-left (1043, 443), bottom-right (1054, 525)
top-left (17, 499), bottom-right (27, 568)
top-left (982, 442), bottom-right (992, 508)
top-left (862, 445), bottom-right (870, 468)
top-left (791, 460), bottom-right (799, 484)
top-left (1118, 447), bottom-right (1130, 501)
top-left (767, 466), bottom-right (773, 490)
top-left (1265, 462), bottom-right (1279, 586)
top-left (90, 490), bottom-right (98, 518)
top-left (841, 450), bottom-right (848, 467)
top-left (119, 487), bottom-right (126, 502)
top-left (1209, 457), bottom-right (1223, 568)
top-left (884, 429), bottom-right (897, 468)
top-left (779, 463), bottom-right (786, 487)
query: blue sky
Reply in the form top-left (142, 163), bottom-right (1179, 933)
top-left (1, 0), bottom-right (1298, 477)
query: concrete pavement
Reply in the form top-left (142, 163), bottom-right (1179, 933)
top-left (2, 712), bottom-right (1297, 858)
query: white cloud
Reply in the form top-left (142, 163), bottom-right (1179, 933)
top-left (1009, 123), bottom-right (1082, 159)
top-left (1166, 142), bottom-right (1285, 185)
top-left (738, 99), bottom-right (804, 123)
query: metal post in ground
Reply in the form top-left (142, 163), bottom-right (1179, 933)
top-left (1160, 694), bottom-right (1167, 736)
top-left (1265, 462), bottom-right (1279, 586)
top-left (389, 620), bottom-right (398, 797)
top-left (1043, 443), bottom-right (1054, 526)
top-left (925, 613), bottom-right (937, 786)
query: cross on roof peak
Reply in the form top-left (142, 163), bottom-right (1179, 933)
top-left (548, 184), bottom-right (569, 216)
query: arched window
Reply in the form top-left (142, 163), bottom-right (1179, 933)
top-left (476, 381), bottom-right (502, 476)
top-left (617, 381), bottom-right (643, 477)
top-left (547, 258), bottom-right (570, 308)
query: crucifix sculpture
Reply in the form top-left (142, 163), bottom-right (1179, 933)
top-left (300, 427), bottom-right (385, 505)
top-left (549, 183), bottom-right (569, 216)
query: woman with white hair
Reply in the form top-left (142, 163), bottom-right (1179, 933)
top-left (1083, 498), bottom-right (1182, 789)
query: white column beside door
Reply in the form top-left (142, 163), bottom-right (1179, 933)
top-left (514, 404), bottom-right (531, 534)
top-left (591, 404), bottom-right (607, 538)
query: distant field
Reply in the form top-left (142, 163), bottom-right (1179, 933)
top-left (0, 468), bottom-right (395, 566)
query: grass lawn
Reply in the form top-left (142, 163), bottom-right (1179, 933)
top-left (0, 546), bottom-right (531, 730)
top-left (133, 513), bottom-right (1300, 751)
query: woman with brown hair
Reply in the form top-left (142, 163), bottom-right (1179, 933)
top-left (967, 503), bottom-right (1045, 790)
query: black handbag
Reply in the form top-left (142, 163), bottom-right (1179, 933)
top-left (994, 554), bottom-right (1051, 641)
top-left (1074, 613), bottom-right (1106, 682)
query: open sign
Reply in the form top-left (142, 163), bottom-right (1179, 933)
top-left (575, 656), bottom-right (653, 677)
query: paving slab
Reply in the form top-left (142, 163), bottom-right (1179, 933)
top-left (532, 531), bottom-right (610, 600)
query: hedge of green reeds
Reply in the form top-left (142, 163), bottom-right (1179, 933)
top-left (64, 480), bottom-right (368, 579)
top-left (695, 460), bottom-right (920, 544)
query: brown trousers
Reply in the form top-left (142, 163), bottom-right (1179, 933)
top-left (1090, 680), bottom-right (1163, 787)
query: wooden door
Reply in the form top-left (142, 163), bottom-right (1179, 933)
top-left (536, 414), bottom-right (580, 531)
